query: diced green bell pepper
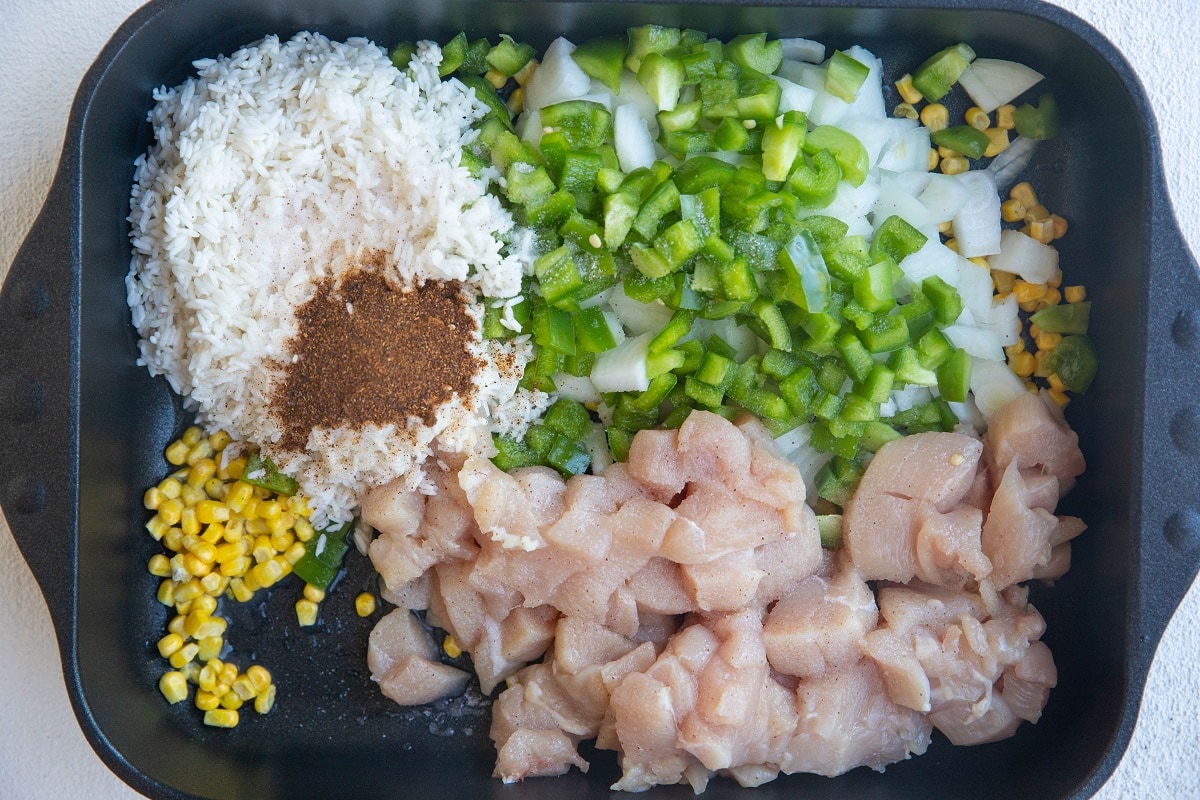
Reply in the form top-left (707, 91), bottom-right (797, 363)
top-left (825, 50), bottom-right (870, 102)
top-left (803, 126), bottom-right (869, 187)
top-left (911, 42), bottom-right (976, 102)
top-left (571, 35), bottom-right (628, 93)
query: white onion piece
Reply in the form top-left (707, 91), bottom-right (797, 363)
top-left (591, 332), bottom-right (651, 392)
top-left (772, 75), bottom-right (817, 114)
top-left (607, 283), bottom-right (673, 335)
top-left (523, 37), bottom-right (592, 111)
top-left (613, 103), bottom-right (656, 172)
top-left (819, 178), bottom-right (881, 222)
top-left (617, 71), bottom-right (661, 135)
top-left (946, 397), bottom-right (988, 433)
top-left (690, 318), bottom-right (759, 361)
top-left (954, 257), bottom-right (995, 318)
top-left (892, 385), bottom-right (932, 413)
top-left (780, 38), bottom-right (826, 64)
top-left (839, 116), bottom-right (893, 168)
top-left (872, 176), bottom-right (933, 231)
top-left (515, 109), bottom-right (542, 146)
top-left (773, 422), bottom-right (812, 458)
top-left (988, 228), bottom-right (1060, 283)
top-left (791, 63), bottom-right (848, 127)
top-left (918, 174), bottom-right (969, 223)
top-left (882, 168), bottom-right (933, 198)
top-left (878, 126), bottom-right (931, 173)
top-left (987, 135), bottom-right (1039, 192)
top-left (944, 323), bottom-right (1005, 361)
top-left (970, 357), bottom-right (1028, 423)
top-left (841, 46), bottom-right (886, 121)
top-left (586, 423), bottom-right (613, 475)
top-left (784, 434), bottom-right (834, 502)
top-left (951, 170), bottom-right (1002, 257)
top-left (551, 373), bottom-right (602, 405)
top-left (958, 58), bottom-right (1044, 114)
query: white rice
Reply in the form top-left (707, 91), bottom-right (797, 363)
top-left (127, 32), bottom-right (534, 524)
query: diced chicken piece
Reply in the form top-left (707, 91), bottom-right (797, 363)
top-left (984, 391), bottom-right (1085, 497)
top-left (494, 728), bottom-right (589, 783)
top-left (844, 432), bottom-right (989, 586)
top-left (763, 555), bottom-right (878, 678)
top-left (682, 549), bottom-right (765, 611)
top-left (862, 583), bottom-right (1054, 744)
top-left (780, 658), bottom-right (931, 777)
top-left (377, 655), bottom-right (470, 706)
top-left (490, 664), bottom-right (592, 781)
top-left (663, 484), bottom-right (792, 564)
top-left (459, 458), bottom-right (565, 551)
top-left (628, 558), bottom-right (695, 615)
top-left (500, 605), bottom-right (559, 665)
top-left (367, 608), bottom-right (438, 679)
top-left (754, 520), bottom-right (823, 606)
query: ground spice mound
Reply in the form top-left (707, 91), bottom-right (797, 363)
top-left (273, 266), bottom-right (483, 451)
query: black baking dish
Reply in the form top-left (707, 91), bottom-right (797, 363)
top-left (3, 0), bottom-right (1199, 798)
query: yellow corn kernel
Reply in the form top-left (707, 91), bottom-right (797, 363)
top-left (919, 103), bottom-right (949, 132)
top-left (1010, 181), bottom-right (1038, 208)
top-left (944, 237), bottom-right (959, 253)
top-left (218, 456), bottom-right (246, 482)
top-left (181, 484), bottom-right (206, 508)
top-left (194, 690), bottom-right (220, 712)
top-left (251, 536), bottom-right (274, 564)
top-left (285, 495), bottom-right (311, 517)
top-left (246, 518), bottom-right (269, 536)
top-left (181, 553), bottom-right (211, 578)
top-left (1027, 218), bottom-right (1055, 244)
top-left (180, 661), bottom-right (203, 684)
top-left (220, 555), bottom-right (251, 578)
top-left (891, 72), bottom-right (920, 104)
top-left (254, 684), bottom-right (277, 715)
top-left (293, 517), bottom-right (315, 543)
top-left (198, 663), bottom-right (219, 692)
top-left (201, 574), bottom-right (228, 597)
top-left (1051, 214), bottom-right (1069, 239)
top-left (183, 610), bottom-right (210, 638)
top-left (197, 635), bottom-right (224, 662)
top-left (252, 559), bottom-right (285, 589)
top-left (1033, 349), bottom-right (1052, 377)
top-left (1048, 388), bottom-right (1070, 408)
top-left (275, 556), bottom-right (293, 579)
top-left (160, 671), bottom-right (189, 704)
top-left (1042, 287), bottom-right (1062, 307)
top-left (213, 682), bottom-right (231, 698)
top-left (162, 528), bottom-right (184, 552)
top-left (225, 481), bottom-right (254, 513)
top-left (157, 580), bottom-right (177, 607)
top-left (893, 102), bottom-right (918, 120)
top-left (978, 129), bottom-right (1007, 159)
top-left (443, 635), bottom-right (463, 659)
top-left (355, 593), bottom-right (377, 618)
top-left (993, 270), bottom-right (1017, 294)
top-left (182, 426), bottom-right (204, 447)
top-left (146, 554), bottom-right (171, 578)
top-left (213, 542), bottom-right (243, 564)
top-left (195, 500), bottom-right (230, 525)
top-left (269, 529), bottom-right (295, 552)
top-left (252, 486), bottom-right (271, 500)
top-left (174, 600), bottom-right (193, 617)
top-left (1012, 281), bottom-right (1047, 304)
top-left (1024, 203), bottom-right (1050, 223)
top-left (1029, 323), bottom-right (1042, 339)
top-left (187, 459), bottom-right (217, 489)
top-left (231, 675), bottom-right (258, 702)
top-left (1047, 372), bottom-right (1068, 393)
top-left (164, 615), bottom-right (186, 639)
top-left (484, 67), bottom-right (507, 89)
top-left (296, 599), bottom-right (319, 627)
top-left (1000, 197), bottom-right (1027, 223)
top-left (145, 516), bottom-right (170, 542)
top-left (246, 665), bottom-right (272, 694)
top-left (209, 430), bottom-right (233, 452)
top-left (513, 57), bottom-right (537, 86)
top-left (196, 616), bottom-right (227, 640)
top-left (266, 515), bottom-right (293, 539)
top-left (928, 147), bottom-right (940, 171)
top-left (157, 498), bottom-right (184, 527)
top-left (964, 106), bottom-right (990, 130)
top-left (219, 662), bottom-right (239, 688)
top-left (257, 500), bottom-right (282, 520)
top-left (1009, 351), bottom-right (1036, 378)
top-left (180, 507), bottom-right (201, 538)
top-left (229, 578), bottom-right (254, 603)
top-left (220, 691), bottom-right (244, 711)
top-left (174, 578), bottom-right (205, 605)
top-left (186, 539), bottom-right (217, 565)
top-left (191, 593), bottom-right (218, 616)
top-left (241, 570), bottom-right (262, 593)
top-left (967, 257), bottom-right (989, 270)
top-left (1046, 269), bottom-right (1063, 289)
top-left (200, 523), bottom-right (225, 546)
top-left (223, 518), bottom-right (245, 543)
top-left (1005, 341), bottom-right (1026, 358)
top-left (303, 583), bottom-right (326, 603)
top-left (169, 643), bottom-right (200, 669)
top-left (186, 440), bottom-right (214, 467)
top-left (158, 478), bottom-right (183, 500)
top-left (282, 542), bottom-right (306, 566)
top-left (1036, 331), bottom-right (1063, 352)
top-left (939, 156), bottom-right (968, 175)
top-left (936, 144), bottom-right (957, 160)
top-left (143, 486), bottom-right (166, 511)
top-left (937, 220), bottom-right (954, 235)
top-left (1064, 285), bottom-right (1087, 304)
top-left (157, 633), bottom-right (185, 659)
top-left (506, 85), bottom-right (524, 115)
top-left (996, 103), bottom-right (1017, 130)
top-left (165, 439), bottom-right (191, 466)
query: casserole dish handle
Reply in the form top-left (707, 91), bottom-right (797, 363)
top-left (1136, 176), bottom-right (1200, 654)
top-left (0, 165), bottom-right (78, 640)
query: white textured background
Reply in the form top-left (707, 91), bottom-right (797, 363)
top-left (1, 0), bottom-right (1197, 797)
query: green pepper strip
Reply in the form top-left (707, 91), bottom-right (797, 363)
top-left (242, 452), bottom-right (298, 496)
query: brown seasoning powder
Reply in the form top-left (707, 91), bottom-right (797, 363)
top-left (273, 263), bottom-right (483, 451)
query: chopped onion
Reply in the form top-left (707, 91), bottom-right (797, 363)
top-left (772, 74), bottom-right (817, 114)
top-left (613, 103), bottom-right (656, 172)
top-left (607, 283), bottom-right (673, 335)
top-left (944, 323), bottom-right (1005, 361)
top-left (987, 228), bottom-right (1059, 282)
top-left (523, 37), bottom-right (592, 111)
top-left (958, 58), bottom-right (1044, 114)
top-left (515, 108), bottom-right (542, 146)
top-left (839, 116), bottom-right (893, 168)
top-left (872, 175), bottom-right (933, 231)
top-left (970, 356), bottom-right (1028, 424)
top-left (917, 173), bottom-right (969, 224)
top-left (590, 332), bottom-right (652, 393)
top-left (877, 126), bottom-right (931, 173)
top-left (586, 423), bottom-right (613, 475)
top-left (772, 422), bottom-right (812, 457)
top-left (951, 170), bottom-right (1002, 257)
top-left (779, 38), bottom-right (826, 64)
top-left (840, 46), bottom-right (886, 121)
top-left (617, 71), bottom-right (661, 135)
top-left (551, 372), bottom-right (602, 405)
top-left (987, 135), bottom-right (1039, 192)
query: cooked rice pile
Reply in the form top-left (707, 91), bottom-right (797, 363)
top-left (127, 33), bottom-right (534, 524)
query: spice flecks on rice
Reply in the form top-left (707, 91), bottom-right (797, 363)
top-left (126, 32), bottom-right (531, 524)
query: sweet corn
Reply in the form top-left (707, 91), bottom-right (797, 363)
top-left (220, 691), bottom-right (244, 710)
top-left (145, 515), bottom-right (170, 541)
top-left (198, 663), bottom-right (219, 692)
top-left (188, 458), bottom-right (217, 489)
top-left (201, 522), bottom-right (225, 544)
top-left (936, 145), bottom-right (957, 160)
top-left (197, 636), bottom-right (224, 662)
top-left (1035, 331), bottom-right (1063, 351)
top-left (220, 555), bottom-right (251, 578)
top-left (181, 427), bottom-right (204, 448)
top-left (228, 577), bottom-right (254, 603)
top-left (1000, 198), bottom-right (1027, 223)
top-left (293, 518), bottom-right (315, 543)
top-left (180, 662), bottom-right (202, 684)
top-left (168, 614), bottom-right (187, 637)
top-left (165, 440), bottom-right (191, 466)
top-left (192, 594), bottom-right (218, 616)
top-left (251, 536), bottom-right (274, 564)
top-left (996, 103), bottom-right (1017, 129)
top-left (443, 635), bottom-right (463, 659)
top-left (1029, 323), bottom-right (1041, 339)
top-left (169, 643), bottom-right (200, 669)
top-left (1026, 219), bottom-right (1055, 244)
top-left (219, 662), bottom-right (239, 688)
top-left (209, 430), bottom-right (233, 452)
top-left (965, 106), bottom-right (989, 130)
top-left (162, 528), bottom-right (184, 552)
top-left (160, 672), bottom-right (189, 704)
top-left (303, 584), bottom-right (326, 603)
top-left (1048, 372), bottom-right (1068, 393)
top-left (1051, 214), bottom-right (1069, 239)
top-left (157, 580), bottom-right (177, 607)
top-left (254, 684), bottom-right (277, 715)
top-left (1046, 269), bottom-right (1063, 289)
top-left (982, 127), bottom-right (1009, 157)
top-left (252, 558), bottom-right (286, 589)
top-left (225, 481), bottom-right (254, 513)
top-left (937, 220), bottom-right (954, 234)
top-left (1010, 181), bottom-right (1038, 208)
top-left (246, 665), bottom-right (272, 693)
top-left (1048, 388), bottom-right (1070, 408)
top-left (1013, 281), bottom-right (1047, 304)
top-left (295, 599), bottom-right (319, 626)
top-left (928, 147), bottom-right (940, 171)
top-left (939, 156), bottom-right (968, 175)
top-left (355, 593), bottom-right (377, 617)
top-left (157, 498), bottom-right (184, 527)
top-left (919, 103), bottom-right (949, 132)
top-left (1065, 285), bottom-right (1087, 303)
top-left (1005, 341), bottom-right (1026, 358)
top-left (506, 86), bottom-right (524, 115)
top-left (993, 270), bottom-right (1017, 294)
top-left (186, 440), bottom-right (214, 467)
top-left (203, 709), bottom-right (240, 729)
top-left (895, 73), bottom-right (923, 104)
top-left (1010, 351), bottom-right (1036, 378)
top-left (1042, 287), bottom-right (1062, 307)
top-left (282, 542), bottom-right (306, 565)
top-left (219, 456), bottom-right (247, 481)
top-left (232, 675), bottom-right (258, 702)
top-left (893, 102), bottom-right (918, 120)
top-left (285, 495), bottom-right (311, 517)
top-left (1034, 349), bottom-right (1052, 377)
top-left (195, 500), bottom-right (230, 524)
top-left (159, 478), bottom-right (182, 499)
top-left (182, 553), bottom-right (211, 578)
top-left (158, 633), bottom-right (185, 659)
top-left (143, 487), bottom-right (165, 510)
top-left (944, 238), bottom-right (959, 253)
